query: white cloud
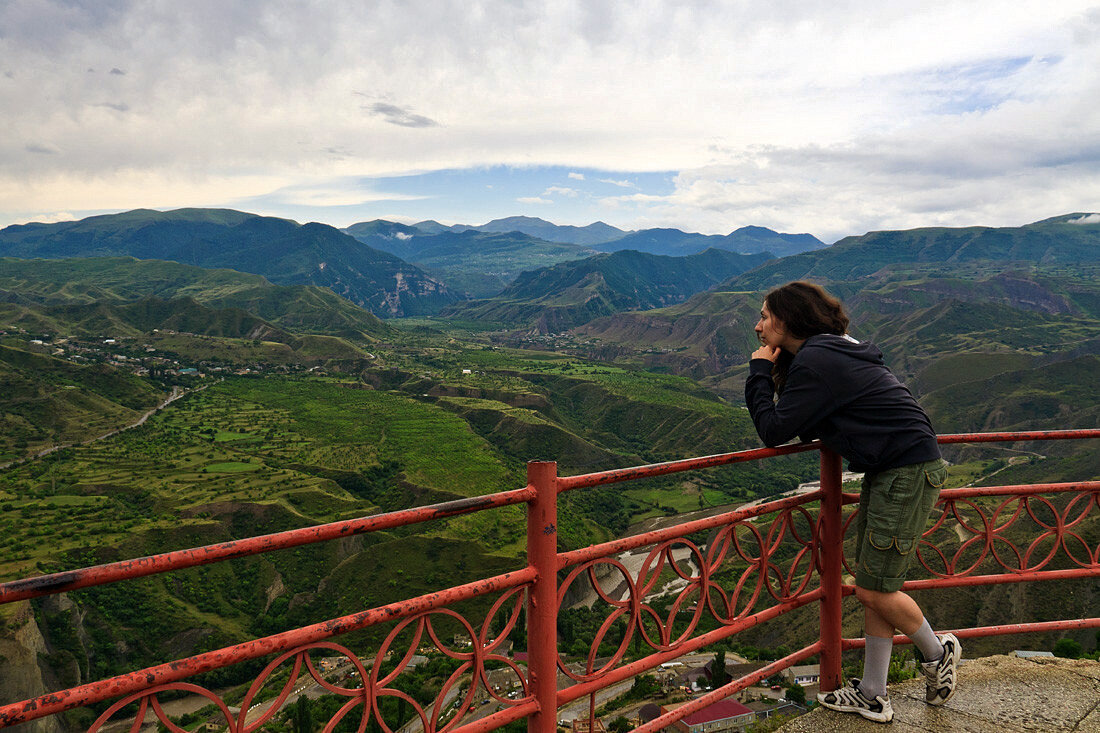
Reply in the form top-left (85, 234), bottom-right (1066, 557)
top-left (517, 196), bottom-right (552, 205)
top-left (1068, 213), bottom-right (1100, 224)
top-left (20, 211), bottom-right (75, 225)
top-left (599, 178), bottom-right (636, 188)
top-left (543, 186), bottom-right (578, 197)
top-left (269, 183), bottom-right (428, 208)
top-left (2, 1), bottom-right (1100, 236)
top-left (394, 231), bottom-right (413, 239)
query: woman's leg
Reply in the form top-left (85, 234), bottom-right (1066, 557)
top-left (856, 587), bottom-right (925, 637)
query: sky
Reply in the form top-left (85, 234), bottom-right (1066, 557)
top-left (2, 1), bottom-right (1099, 243)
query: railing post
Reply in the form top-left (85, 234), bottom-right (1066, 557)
top-left (818, 448), bottom-right (844, 692)
top-left (527, 461), bottom-right (559, 733)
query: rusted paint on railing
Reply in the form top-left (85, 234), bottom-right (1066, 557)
top-left (556, 442), bottom-right (821, 491)
top-left (0, 486), bottom-right (534, 606)
top-left (525, 463), bottom-right (559, 733)
top-left (938, 429), bottom-right (1100, 444)
top-left (629, 643), bottom-right (821, 733)
top-left (841, 617), bottom-right (1100, 650)
top-left (555, 589), bottom-right (824, 706)
top-left (556, 429), bottom-right (1100, 493)
top-left (902, 568), bottom-right (1100, 589)
top-left (0, 567), bottom-right (535, 729)
top-left (817, 448), bottom-right (844, 692)
top-left (834, 481), bottom-right (1100, 508)
top-left (941, 481), bottom-right (1100, 499)
top-left (556, 490), bottom-right (818, 570)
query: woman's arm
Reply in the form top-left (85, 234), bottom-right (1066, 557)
top-left (744, 356), bottom-right (836, 447)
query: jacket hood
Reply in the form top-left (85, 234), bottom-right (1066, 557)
top-left (799, 333), bottom-right (884, 365)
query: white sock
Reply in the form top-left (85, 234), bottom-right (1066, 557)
top-left (858, 635), bottom-right (893, 700)
top-left (909, 618), bottom-right (944, 663)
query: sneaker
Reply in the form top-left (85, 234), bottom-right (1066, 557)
top-left (921, 632), bottom-right (962, 705)
top-left (816, 678), bottom-right (894, 723)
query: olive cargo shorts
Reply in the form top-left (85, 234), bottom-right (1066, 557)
top-left (853, 458), bottom-right (948, 592)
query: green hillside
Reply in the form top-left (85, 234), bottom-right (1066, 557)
top-left (0, 344), bottom-right (165, 463)
top-left (445, 249), bottom-right (771, 332)
top-left (0, 257), bottom-right (390, 338)
top-left (0, 210), bottom-right (457, 316)
top-left (727, 214), bottom-right (1100, 289)
top-left (3, 297), bottom-right (294, 340)
top-left (344, 226), bottom-right (597, 297)
top-left (572, 289), bottom-right (763, 379)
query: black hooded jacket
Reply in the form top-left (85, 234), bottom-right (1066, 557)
top-left (744, 333), bottom-right (940, 474)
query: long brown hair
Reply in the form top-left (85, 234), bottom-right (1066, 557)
top-left (764, 281), bottom-right (849, 392)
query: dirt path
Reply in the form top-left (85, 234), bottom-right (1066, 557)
top-left (1, 380), bottom-right (216, 470)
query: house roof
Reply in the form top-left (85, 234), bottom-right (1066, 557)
top-left (678, 699), bottom-right (753, 725)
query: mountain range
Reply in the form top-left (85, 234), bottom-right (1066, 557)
top-left (723, 213), bottom-right (1100, 290)
top-left (444, 248), bottom-right (772, 332)
top-left (384, 215), bottom-right (826, 257)
top-left (0, 209), bottom-right (456, 317)
top-left (344, 216), bottom-right (826, 298)
top-left (343, 224), bottom-right (597, 298)
top-left (403, 215), bottom-right (627, 246)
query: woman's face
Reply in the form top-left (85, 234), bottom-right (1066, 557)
top-left (755, 301), bottom-right (789, 351)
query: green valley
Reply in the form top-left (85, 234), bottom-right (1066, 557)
top-left (0, 210), bottom-right (1098, 728)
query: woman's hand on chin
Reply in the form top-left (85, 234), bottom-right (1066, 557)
top-left (751, 344), bottom-right (781, 362)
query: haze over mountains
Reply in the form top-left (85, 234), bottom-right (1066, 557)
top-left (350, 214), bottom-right (826, 256)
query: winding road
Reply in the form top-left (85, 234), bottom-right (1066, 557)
top-left (1, 381), bottom-right (214, 470)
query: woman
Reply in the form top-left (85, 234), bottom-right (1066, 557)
top-left (744, 281), bottom-right (960, 724)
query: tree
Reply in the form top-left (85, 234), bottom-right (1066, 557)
top-left (784, 683), bottom-right (806, 705)
top-left (1053, 638), bottom-right (1082, 659)
top-left (711, 650), bottom-right (730, 688)
top-left (627, 674), bottom-right (660, 700)
top-left (609, 717), bottom-right (632, 733)
top-left (292, 696), bottom-right (314, 733)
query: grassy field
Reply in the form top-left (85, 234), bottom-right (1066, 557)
top-left (0, 375), bottom-right (522, 581)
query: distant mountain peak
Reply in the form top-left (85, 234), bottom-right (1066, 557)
top-left (482, 215), bottom-right (555, 227)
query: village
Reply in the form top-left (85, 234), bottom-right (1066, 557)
top-left (2, 326), bottom-right (314, 381)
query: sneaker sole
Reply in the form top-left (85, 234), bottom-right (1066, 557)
top-left (928, 634), bottom-right (962, 706)
top-left (817, 696), bottom-right (893, 723)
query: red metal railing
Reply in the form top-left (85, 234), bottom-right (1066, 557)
top-left (1, 429), bottom-right (1098, 733)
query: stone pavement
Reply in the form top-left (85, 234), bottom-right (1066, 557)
top-left (778, 655), bottom-right (1100, 732)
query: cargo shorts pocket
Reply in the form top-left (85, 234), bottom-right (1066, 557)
top-left (868, 531), bottom-right (915, 555)
top-left (925, 460), bottom-right (947, 486)
top-left (873, 460), bottom-right (946, 540)
top-left (857, 530), bottom-right (918, 590)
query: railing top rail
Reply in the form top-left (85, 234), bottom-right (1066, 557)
top-left (557, 429), bottom-right (1100, 492)
top-left (556, 442), bottom-right (820, 491)
top-left (0, 485), bottom-right (534, 606)
top-left (937, 429), bottom-right (1100, 444)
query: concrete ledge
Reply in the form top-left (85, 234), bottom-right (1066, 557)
top-left (778, 655), bottom-right (1100, 732)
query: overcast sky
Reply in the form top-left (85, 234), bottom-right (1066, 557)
top-left (2, 0), bottom-right (1099, 242)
